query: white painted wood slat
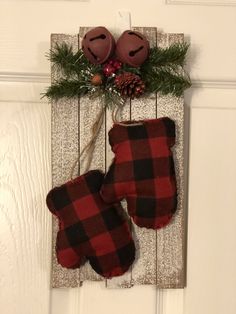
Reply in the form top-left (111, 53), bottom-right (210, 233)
top-left (51, 34), bottom-right (80, 287)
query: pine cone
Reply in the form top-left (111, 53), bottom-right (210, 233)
top-left (114, 72), bottom-right (145, 99)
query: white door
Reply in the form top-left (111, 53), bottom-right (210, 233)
top-left (1, 1), bottom-right (236, 314)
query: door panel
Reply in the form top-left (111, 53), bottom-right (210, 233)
top-left (0, 83), bottom-right (51, 314)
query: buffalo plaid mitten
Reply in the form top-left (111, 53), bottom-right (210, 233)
top-left (46, 170), bottom-right (135, 278)
top-left (100, 118), bottom-right (177, 229)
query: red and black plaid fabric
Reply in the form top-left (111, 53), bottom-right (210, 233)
top-left (46, 170), bottom-right (135, 278)
top-left (100, 117), bottom-right (177, 229)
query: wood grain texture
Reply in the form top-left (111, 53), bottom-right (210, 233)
top-left (51, 28), bottom-right (186, 289)
top-left (155, 33), bottom-right (186, 288)
top-left (0, 99), bottom-right (51, 314)
top-left (51, 34), bottom-right (80, 288)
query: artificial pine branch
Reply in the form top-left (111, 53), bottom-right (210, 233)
top-left (44, 41), bottom-right (191, 102)
top-left (44, 77), bottom-right (125, 108)
top-left (48, 42), bottom-right (101, 77)
top-left (44, 79), bottom-right (90, 100)
top-left (47, 43), bottom-right (81, 76)
top-left (120, 64), bottom-right (141, 75)
top-left (144, 68), bottom-right (191, 97)
top-left (143, 43), bottom-right (189, 70)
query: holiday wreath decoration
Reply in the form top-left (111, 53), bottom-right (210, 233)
top-left (44, 27), bottom-right (191, 108)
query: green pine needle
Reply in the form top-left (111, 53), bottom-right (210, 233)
top-left (48, 42), bottom-right (101, 77)
top-left (43, 79), bottom-right (90, 100)
top-left (144, 68), bottom-right (191, 97)
top-left (143, 43), bottom-right (189, 69)
top-left (48, 43), bottom-right (80, 76)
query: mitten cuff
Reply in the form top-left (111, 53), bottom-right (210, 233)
top-left (109, 117), bottom-right (176, 148)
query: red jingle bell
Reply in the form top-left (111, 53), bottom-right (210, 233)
top-left (116, 30), bottom-right (150, 67)
top-left (82, 27), bottom-right (115, 65)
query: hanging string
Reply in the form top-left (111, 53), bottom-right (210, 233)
top-left (70, 102), bottom-right (144, 180)
top-left (112, 104), bottom-right (120, 124)
top-left (70, 105), bottom-right (105, 180)
top-left (112, 103), bottom-right (143, 127)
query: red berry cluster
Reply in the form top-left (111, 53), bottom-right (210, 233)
top-left (103, 60), bottom-right (122, 77)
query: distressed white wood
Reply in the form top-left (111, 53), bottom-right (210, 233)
top-left (51, 34), bottom-right (81, 288)
top-left (155, 33), bottom-right (186, 289)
